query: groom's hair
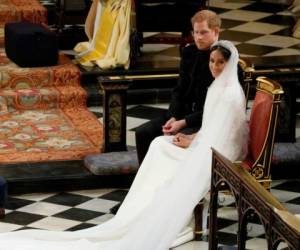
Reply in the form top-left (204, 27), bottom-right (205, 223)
top-left (191, 10), bottom-right (221, 29)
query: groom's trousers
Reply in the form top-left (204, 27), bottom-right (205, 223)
top-left (135, 112), bottom-right (199, 165)
top-left (135, 115), bottom-right (167, 165)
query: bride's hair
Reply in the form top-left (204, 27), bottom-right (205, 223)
top-left (210, 44), bottom-right (231, 61)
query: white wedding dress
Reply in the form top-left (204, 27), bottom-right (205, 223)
top-left (0, 41), bottom-right (248, 250)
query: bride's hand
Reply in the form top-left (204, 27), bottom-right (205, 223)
top-left (172, 133), bottom-right (193, 148)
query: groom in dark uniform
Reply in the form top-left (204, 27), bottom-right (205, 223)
top-left (135, 10), bottom-right (221, 164)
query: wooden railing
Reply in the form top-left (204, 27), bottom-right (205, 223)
top-left (209, 148), bottom-right (300, 250)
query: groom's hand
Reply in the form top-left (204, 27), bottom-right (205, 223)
top-left (163, 119), bottom-right (187, 135)
top-left (162, 117), bottom-right (176, 135)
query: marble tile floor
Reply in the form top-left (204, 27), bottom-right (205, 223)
top-left (0, 103), bottom-right (298, 250)
top-left (1, 178), bottom-right (299, 250)
top-left (0, 1), bottom-right (300, 249)
top-left (140, 0), bottom-right (300, 59)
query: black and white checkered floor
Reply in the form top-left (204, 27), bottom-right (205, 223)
top-left (1, 102), bottom-right (298, 250)
top-left (2, 178), bottom-right (300, 249)
top-left (213, 0), bottom-right (300, 58)
top-left (141, 0), bottom-right (300, 59)
top-left (1, 1), bottom-right (300, 249)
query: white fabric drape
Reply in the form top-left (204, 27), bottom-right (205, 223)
top-left (74, 0), bottom-right (131, 69)
top-left (0, 41), bottom-right (248, 250)
top-left (74, 0), bottom-right (103, 58)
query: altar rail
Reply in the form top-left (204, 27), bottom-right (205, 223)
top-left (209, 148), bottom-right (300, 250)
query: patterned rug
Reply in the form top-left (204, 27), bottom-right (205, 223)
top-left (0, 50), bottom-right (103, 164)
top-left (0, 0), bottom-right (47, 47)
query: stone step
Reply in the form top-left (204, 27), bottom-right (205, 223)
top-left (0, 160), bottom-right (134, 194)
top-left (0, 85), bottom-right (87, 111)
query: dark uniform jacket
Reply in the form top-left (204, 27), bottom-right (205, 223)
top-left (168, 44), bottom-right (214, 129)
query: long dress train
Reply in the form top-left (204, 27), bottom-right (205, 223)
top-left (0, 41), bottom-right (248, 250)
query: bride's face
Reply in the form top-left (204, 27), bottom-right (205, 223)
top-left (209, 49), bottom-right (228, 78)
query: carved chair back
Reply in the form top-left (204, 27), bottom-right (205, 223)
top-left (240, 77), bottom-right (284, 189)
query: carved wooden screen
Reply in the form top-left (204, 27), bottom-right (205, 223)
top-left (209, 148), bottom-right (300, 250)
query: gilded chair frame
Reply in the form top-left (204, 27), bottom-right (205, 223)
top-left (242, 77), bottom-right (284, 189)
top-left (209, 149), bottom-right (300, 250)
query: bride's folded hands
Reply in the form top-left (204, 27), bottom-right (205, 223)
top-left (172, 133), bottom-right (196, 148)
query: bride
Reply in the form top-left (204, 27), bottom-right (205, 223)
top-left (0, 40), bottom-right (248, 250)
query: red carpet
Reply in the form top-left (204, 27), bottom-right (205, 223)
top-left (0, 50), bottom-right (103, 164)
top-left (0, 0), bottom-right (47, 47)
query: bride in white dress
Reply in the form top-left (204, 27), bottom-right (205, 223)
top-left (0, 40), bottom-right (248, 250)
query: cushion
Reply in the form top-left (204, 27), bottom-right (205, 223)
top-left (5, 22), bottom-right (58, 67)
top-left (84, 150), bottom-right (139, 175)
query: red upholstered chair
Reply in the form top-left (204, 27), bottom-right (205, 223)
top-left (194, 77), bottom-right (284, 240)
top-left (240, 76), bottom-right (284, 189)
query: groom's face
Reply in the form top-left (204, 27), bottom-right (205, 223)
top-left (193, 20), bottom-right (219, 50)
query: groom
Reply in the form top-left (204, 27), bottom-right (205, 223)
top-left (135, 10), bottom-right (221, 163)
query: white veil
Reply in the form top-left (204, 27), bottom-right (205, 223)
top-left (0, 41), bottom-right (248, 250)
top-left (93, 40), bottom-right (249, 250)
top-left (115, 40), bottom-right (249, 250)
top-left (191, 40), bottom-right (248, 160)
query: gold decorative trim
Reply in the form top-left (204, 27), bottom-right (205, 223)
top-left (254, 69), bottom-right (275, 74)
top-left (108, 74), bottom-right (179, 81)
top-left (248, 77), bottom-right (284, 186)
top-left (256, 76), bottom-right (284, 95)
top-left (239, 58), bottom-right (255, 73)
